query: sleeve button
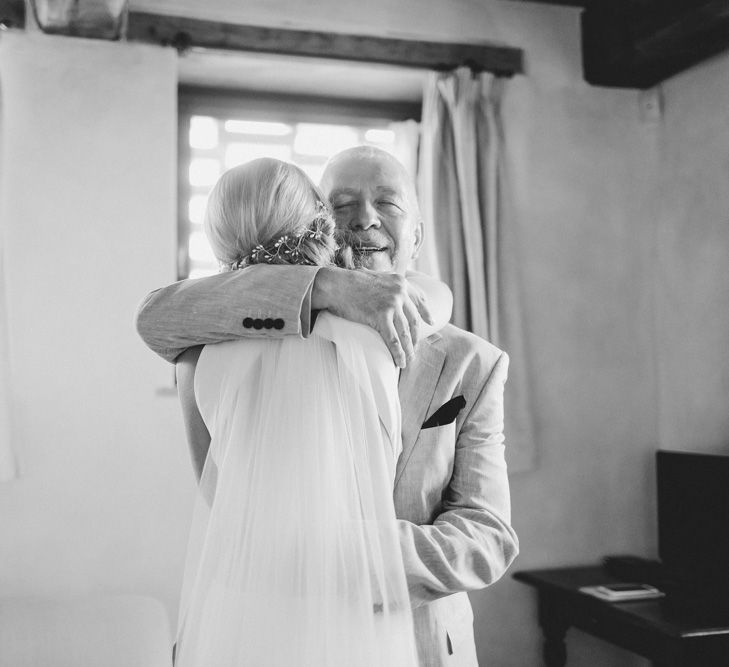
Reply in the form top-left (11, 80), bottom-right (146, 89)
top-left (273, 318), bottom-right (285, 330)
top-left (263, 318), bottom-right (273, 329)
top-left (253, 318), bottom-right (264, 330)
top-left (242, 317), bottom-right (254, 328)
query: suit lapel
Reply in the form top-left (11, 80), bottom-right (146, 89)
top-left (395, 332), bottom-right (446, 488)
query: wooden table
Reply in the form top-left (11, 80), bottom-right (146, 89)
top-left (513, 566), bottom-right (729, 666)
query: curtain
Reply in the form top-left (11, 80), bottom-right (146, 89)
top-left (0, 248), bottom-right (17, 481)
top-left (0, 76), bottom-right (18, 481)
top-left (417, 68), bottom-right (536, 473)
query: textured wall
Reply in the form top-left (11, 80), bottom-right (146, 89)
top-left (0, 32), bottom-right (189, 612)
top-left (654, 52), bottom-right (729, 458)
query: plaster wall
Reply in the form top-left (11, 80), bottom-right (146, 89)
top-left (653, 52), bottom-right (729, 458)
top-left (0, 32), bottom-right (190, 612)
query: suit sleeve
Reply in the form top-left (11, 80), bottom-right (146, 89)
top-left (134, 265), bottom-right (321, 363)
top-left (397, 352), bottom-right (519, 608)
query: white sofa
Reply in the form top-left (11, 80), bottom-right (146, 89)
top-left (0, 594), bottom-right (172, 667)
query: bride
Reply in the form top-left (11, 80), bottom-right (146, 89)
top-left (172, 157), bottom-right (448, 666)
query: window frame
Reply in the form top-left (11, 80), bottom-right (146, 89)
top-left (177, 85), bottom-right (421, 280)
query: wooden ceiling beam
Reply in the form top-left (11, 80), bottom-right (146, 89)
top-left (0, 0), bottom-right (25, 29)
top-left (582, 0), bottom-right (729, 88)
top-left (505, 0), bottom-right (588, 6)
top-left (127, 12), bottom-right (523, 76)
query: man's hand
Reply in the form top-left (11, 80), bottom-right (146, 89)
top-left (312, 267), bottom-right (434, 368)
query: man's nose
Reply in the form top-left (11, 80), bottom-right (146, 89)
top-left (352, 200), bottom-right (381, 230)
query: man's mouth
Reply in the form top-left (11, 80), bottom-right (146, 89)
top-left (334, 230), bottom-right (389, 267)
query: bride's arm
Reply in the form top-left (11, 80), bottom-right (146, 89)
top-left (175, 346), bottom-right (210, 482)
top-left (405, 270), bottom-right (453, 337)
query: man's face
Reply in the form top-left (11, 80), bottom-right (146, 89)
top-left (324, 155), bottom-right (422, 275)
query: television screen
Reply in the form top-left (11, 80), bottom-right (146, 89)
top-left (657, 450), bottom-right (729, 588)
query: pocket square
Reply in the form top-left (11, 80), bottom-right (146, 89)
top-left (422, 395), bottom-right (466, 429)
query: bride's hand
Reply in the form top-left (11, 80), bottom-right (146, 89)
top-left (312, 266), bottom-right (434, 368)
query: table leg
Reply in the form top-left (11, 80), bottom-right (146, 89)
top-left (538, 598), bottom-right (569, 667)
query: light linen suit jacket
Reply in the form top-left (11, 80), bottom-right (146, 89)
top-left (136, 265), bottom-right (519, 666)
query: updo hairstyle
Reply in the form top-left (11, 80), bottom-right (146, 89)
top-left (204, 158), bottom-right (337, 269)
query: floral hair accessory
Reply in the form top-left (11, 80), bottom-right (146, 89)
top-left (228, 201), bottom-right (334, 270)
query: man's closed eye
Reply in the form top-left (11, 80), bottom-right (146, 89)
top-left (377, 200), bottom-right (403, 212)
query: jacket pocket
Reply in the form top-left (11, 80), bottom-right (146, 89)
top-left (417, 420), bottom-right (457, 450)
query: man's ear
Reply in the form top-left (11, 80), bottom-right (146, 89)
top-left (411, 220), bottom-right (424, 260)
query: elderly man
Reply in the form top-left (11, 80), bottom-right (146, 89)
top-left (136, 146), bottom-right (518, 666)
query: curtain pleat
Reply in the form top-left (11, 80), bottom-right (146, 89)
top-left (417, 68), bottom-right (536, 473)
top-left (0, 97), bottom-right (18, 481)
top-left (0, 247), bottom-right (17, 481)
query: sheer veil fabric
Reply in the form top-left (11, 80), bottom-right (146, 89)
top-left (175, 313), bottom-right (417, 666)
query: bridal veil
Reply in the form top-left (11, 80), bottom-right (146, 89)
top-left (174, 313), bottom-right (417, 666)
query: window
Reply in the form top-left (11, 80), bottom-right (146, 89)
top-left (178, 88), bottom-right (420, 279)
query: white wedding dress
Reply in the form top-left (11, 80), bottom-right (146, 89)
top-left (174, 312), bottom-right (417, 667)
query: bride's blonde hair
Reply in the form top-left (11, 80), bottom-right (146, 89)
top-left (204, 158), bottom-right (337, 269)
